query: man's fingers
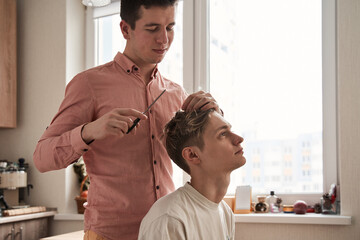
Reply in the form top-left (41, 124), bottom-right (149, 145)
top-left (182, 91), bottom-right (205, 110)
top-left (191, 98), bottom-right (213, 111)
top-left (108, 120), bottom-right (129, 134)
top-left (184, 96), bottom-right (214, 112)
top-left (115, 108), bottom-right (148, 120)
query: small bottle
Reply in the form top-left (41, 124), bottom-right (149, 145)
top-left (266, 191), bottom-right (280, 213)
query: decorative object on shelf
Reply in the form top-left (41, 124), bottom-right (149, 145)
top-left (234, 185), bottom-right (252, 214)
top-left (75, 175), bottom-right (88, 214)
top-left (306, 206), bottom-right (315, 213)
top-left (251, 202), bottom-right (256, 212)
top-left (82, 0), bottom-right (111, 7)
top-left (293, 200), bottom-right (308, 214)
top-left (73, 158), bottom-right (89, 191)
top-left (266, 191), bottom-right (281, 213)
top-left (283, 205), bottom-right (294, 213)
top-left (321, 183), bottom-right (340, 214)
top-left (275, 197), bottom-right (282, 212)
top-left (314, 203), bottom-right (322, 213)
top-left (73, 158), bottom-right (89, 214)
top-left (254, 196), bottom-right (269, 213)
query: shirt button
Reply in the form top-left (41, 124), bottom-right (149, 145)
top-left (154, 160), bottom-right (157, 164)
top-left (152, 135), bottom-right (155, 139)
top-left (156, 185), bottom-right (160, 190)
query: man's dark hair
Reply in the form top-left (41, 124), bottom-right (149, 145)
top-left (121, 0), bottom-right (178, 29)
top-left (164, 109), bottom-right (214, 175)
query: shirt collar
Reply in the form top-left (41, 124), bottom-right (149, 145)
top-left (114, 52), bottom-right (159, 78)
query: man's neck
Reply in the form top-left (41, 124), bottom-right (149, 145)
top-left (190, 173), bottom-right (231, 204)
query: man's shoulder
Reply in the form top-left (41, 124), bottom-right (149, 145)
top-left (151, 188), bottom-right (186, 214)
top-left (67, 61), bottom-right (116, 87)
top-left (143, 188), bottom-right (188, 222)
top-left (160, 75), bottom-right (185, 91)
top-left (139, 189), bottom-right (188, 236)
top-left (79, 61), bottom-right (115, 78)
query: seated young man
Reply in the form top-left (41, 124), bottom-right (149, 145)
top-left (138, 109), bottom-right (246, 240)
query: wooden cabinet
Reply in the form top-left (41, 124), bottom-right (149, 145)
top-left (0, 217), bottom-right (49, 240)
top-left (0, 0), bottom-right (17, 128)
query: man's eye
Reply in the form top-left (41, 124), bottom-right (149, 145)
top-left (146, 28), bottom-right (157, 32)
top-left (220, 132), bottom-right (227, 137)
top-left (166, 26), bottom-right (174, 31)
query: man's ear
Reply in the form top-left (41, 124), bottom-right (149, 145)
top-left (182, 146), bottom-right (201, 165)
top-left (120, 20), bottom-right (131, 39)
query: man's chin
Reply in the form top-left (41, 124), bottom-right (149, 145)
top-left (236, 157), bottom-right (246, 168)
top-left (153, 57), bottom-right (165, 64)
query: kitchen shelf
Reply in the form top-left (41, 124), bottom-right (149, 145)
top-left (0, 211), bottom-right (56, 224)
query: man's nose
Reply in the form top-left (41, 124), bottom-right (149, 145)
top-left (156, 28), bottom-right (168, 45)
top-left (232, 133), bottom-right (244, 146)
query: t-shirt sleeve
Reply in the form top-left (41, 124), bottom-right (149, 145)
top-left (138, 215), bottom-right (186, 240)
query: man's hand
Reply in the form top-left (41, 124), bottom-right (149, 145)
top-left (81, 108), bottom-right (147, 143)
top-left (182, 91), bottom-right (221, 113)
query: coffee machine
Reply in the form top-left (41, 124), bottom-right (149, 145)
top-left (0, 158), bottom-right (28, 209)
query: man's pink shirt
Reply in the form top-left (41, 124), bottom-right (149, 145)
top-left (33, 52), bottom-right (187, 240)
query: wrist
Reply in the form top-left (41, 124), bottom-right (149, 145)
top-left (81, 123), bottom-right (95, 145)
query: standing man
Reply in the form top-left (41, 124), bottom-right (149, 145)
top-left (138, 109), bottom-right (246, 239)
top-left (33, 1), bottom-right (220, 239)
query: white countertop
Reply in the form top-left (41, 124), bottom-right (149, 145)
top-left (41, 230), bottom-right (83, 240)
top-left (0, 210), bottom-right (57, 224)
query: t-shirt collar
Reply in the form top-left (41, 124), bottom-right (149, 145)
top-left (183, 182), bottom-right (220, 210)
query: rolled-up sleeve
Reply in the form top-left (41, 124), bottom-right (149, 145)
top-left (33, 73), bottom-right (95, 172)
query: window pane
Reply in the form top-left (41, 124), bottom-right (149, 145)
top-left (162, 1), bottom-right (184, 188)
top-left (158, 1), bottom-right (183, 86)
top-left (209, 0), bottom-right (323, 194)
top-left (95, 2), bottom-right (183, 189)
top-left (97, 14), bottom-right (124, 65)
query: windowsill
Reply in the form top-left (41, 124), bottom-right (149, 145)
top-left (54, 213), bottom-right (351, 226)
top-left (54, 213), bottom-right (84, 221)
top-left (235, 213), bottom-right (351, 225)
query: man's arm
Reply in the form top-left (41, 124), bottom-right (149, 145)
top-left (138, 215), bottom-right (186, 240)
top-left (33, 74), bottom-right (95, 172)
top-left (33, 74), bottom-right (146, 172)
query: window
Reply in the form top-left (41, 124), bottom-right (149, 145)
top-left (209, 0), bottom-right (324, 194)
top-left (86, 0), bottom-right (337, 199)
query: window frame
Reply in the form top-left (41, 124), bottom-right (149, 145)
top-left (191, 0), bottom-right (337, 201)
top-left (85, 0), bottom-right (338, 203)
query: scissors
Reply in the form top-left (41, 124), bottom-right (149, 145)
top-left (126, 89), bottom-right (166, 134)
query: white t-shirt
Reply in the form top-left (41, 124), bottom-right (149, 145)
top-left (138, 183), bottom-right (235, 240)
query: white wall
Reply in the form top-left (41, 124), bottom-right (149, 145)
top-left (0, 0), bottom-right (85, 236)
top-left (0, 0), bottom-right (358, 238)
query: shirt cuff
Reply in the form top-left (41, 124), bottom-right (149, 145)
top-left (71, 124), bottom-right (92, 154)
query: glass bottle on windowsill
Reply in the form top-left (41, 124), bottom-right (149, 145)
top-left (266, 191), bottom-right (280, 213)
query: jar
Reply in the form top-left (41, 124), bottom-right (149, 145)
top-left (255, 196), bottom-right (269, 213)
